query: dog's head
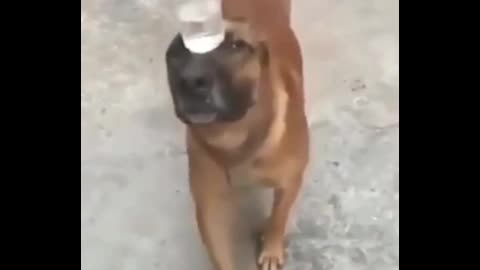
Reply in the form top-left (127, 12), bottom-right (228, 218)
top-left (165, 20), bottom-right (268, 125)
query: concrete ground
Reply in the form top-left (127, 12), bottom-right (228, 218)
top-left (81, 1), bottom-right (399, 270)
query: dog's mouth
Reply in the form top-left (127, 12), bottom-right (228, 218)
top-left (174, 98), bottom-right (219, 125)
top-left (184, 112), bottom-right (218, 125)
top-left (173, 88), bottom-right (255, 125)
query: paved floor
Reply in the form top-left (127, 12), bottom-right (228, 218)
top-left (81, 1), bottom-right (399, 269)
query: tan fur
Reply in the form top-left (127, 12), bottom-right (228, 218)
top-left (185, 1), bottom-right (308, 270)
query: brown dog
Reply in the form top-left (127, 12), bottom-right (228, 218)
top-left (165, 0), bottom-right (308, 269)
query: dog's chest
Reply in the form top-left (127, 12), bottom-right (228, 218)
top-left (227, 159), bottom-right (274, 188)
top-left (228, 161), bottom-right (257, 188)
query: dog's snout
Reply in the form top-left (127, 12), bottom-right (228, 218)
top-left (189, 75), bottom-right (210, 92)
top-left (182, 69), bottom-right (213, 98)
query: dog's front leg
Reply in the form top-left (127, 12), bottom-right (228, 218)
top-left (258, 173), bottom-right (303, 270)
top-left (188, 137), bottom-right (235, 270)
top-left (194, 194), bottom-right (235, 270)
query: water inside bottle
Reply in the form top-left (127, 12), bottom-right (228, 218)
top-left (177, 0), bottom-right (225, 54)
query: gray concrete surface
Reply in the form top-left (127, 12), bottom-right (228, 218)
top-left (81, 1), bottom-right (399, 269)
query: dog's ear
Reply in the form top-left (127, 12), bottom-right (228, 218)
top-left (250, 28), bottom-right (269, 67)
top-left (257, 41), bottom-right (269, 67)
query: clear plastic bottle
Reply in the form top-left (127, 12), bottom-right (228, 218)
top-left (176, 0), bottom-right (225, 54)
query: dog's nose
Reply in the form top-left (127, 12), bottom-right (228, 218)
top-left (182, 69), bottom-right (213, 98)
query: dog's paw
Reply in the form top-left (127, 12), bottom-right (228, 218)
top-left (258, 243), bottom-right (285, 270)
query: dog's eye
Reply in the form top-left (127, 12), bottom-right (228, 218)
top-left (230, 40), bottom-right (248, 50)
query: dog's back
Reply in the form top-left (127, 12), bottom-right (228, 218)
top-left (222, 0), bottom-right (291, 25)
